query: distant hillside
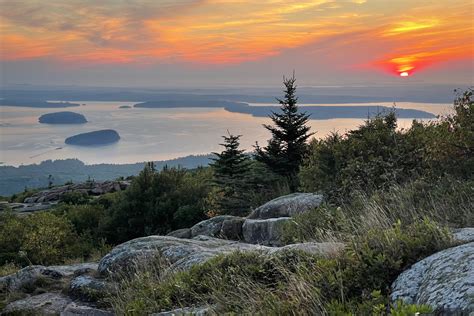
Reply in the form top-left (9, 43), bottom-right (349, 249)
top-left (0, 155), bottom-right (213, 196)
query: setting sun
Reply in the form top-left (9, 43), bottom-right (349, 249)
top-left (400, 72), bottom-right (409, 77)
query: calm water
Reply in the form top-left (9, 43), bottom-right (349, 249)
top-left (0, 101), bottom-right (452, 166)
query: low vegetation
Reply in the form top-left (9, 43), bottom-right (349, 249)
top-left (109, 219), bottom-right (452, 314)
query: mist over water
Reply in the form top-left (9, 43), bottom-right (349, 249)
top-left (0, 101), bottom-right (451, 166)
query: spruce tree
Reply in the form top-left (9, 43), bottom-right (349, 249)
top-left (255, 74), bottom-right (313, 190)
top-left (211, 133), bottom-right (251, 215)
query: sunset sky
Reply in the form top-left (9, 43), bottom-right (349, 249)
top-left (1, 0), bottom-right (473, 87)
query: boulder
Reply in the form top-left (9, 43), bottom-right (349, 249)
top-left (391, 242), bottom-right (474, 314)
top-left (452, 227), bottom-right (474, 243)
top-left (3, 292), bottom-right (72, 315)
top-left (170, 217), bottom-right (245, 240)
top-left (242, 217), bottom-right (292, 246)
top-left (0, 263), bottom-right (97, 293)
top-left (62, 302), bottom-right (114, 316)
top-left (167, 228), bottom-right (192, 239)
top-left (69, 275), bottom-right (109, 302)
top-left (248, 193), bottom-right (323, 219)
top-left (190, 215), bottom-right (241, 238)
top-left (220, 217), bottom-right (245, 240)
top-left (2, 292), bottom-right (113, 316)
top-left (97, 235), bottom-right (343, 276)
top-left (152, 306), bottom-right (211, 316)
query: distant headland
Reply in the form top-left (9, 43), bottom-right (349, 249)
top-left (39, 112), bottom-right (87, 124)
top-left (65, 129), bottom-right (120, 146)
top-left (0, 99), bottom-right (80, 108)
top-left (134, 100), bottom-right (247, 108)
top-left (134, 100), bottom-right (436, 119)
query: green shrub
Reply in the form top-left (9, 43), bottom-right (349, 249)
top-left (59, 191), bottom-right (90, 205)
top-left (299, 89), bottom-right (474, 200)
top-left (281, 204), bottom-right (352, 244)
top-left (106, 165), bottom-right (212, 243)
top-left (0, 262), bottom-right (21, 277)
top-left (9, 189), bottom-right (39, 203)
top-left (326, 291), bottom-right (433, 316)
top-left (339, 219), bottom-right (452, 297)
top-left (0, 211), bottom-right (98, 266)
top-left (54, 204), bottom-right (110, 241)
top-left (283, 177), bottom-right (473, 245)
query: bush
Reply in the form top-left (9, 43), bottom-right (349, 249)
top-left (283, 177), bottom-right (473, 245)
top-left (300, 90), bottom-right (474, 201)
top-left (106, 165), bottom-right (212, 243)
top-left (59, 191), bottom-right (90, 205)
top-left (54, 203), bottom-right (111, 243)
top-left (0, 211), bottom-right (98, 266)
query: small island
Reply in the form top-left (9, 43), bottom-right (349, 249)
top-left (39, 112), bottom-right (87, 124)
top-left (65, 129), bottom-right (120, 146)
top-left (119, 105), bottom-right (131, 109)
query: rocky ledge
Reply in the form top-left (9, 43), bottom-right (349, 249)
top-left (391, 241), bottom-right (474, 314)
top-left (168, 193), bottom-right (323, 246)
top-left (98, 235), bottom-right (344, 275)
top-left (24, 180), bottom-right (130, 204)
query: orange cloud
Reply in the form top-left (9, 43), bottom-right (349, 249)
top-left (0, 34), bottom-right (53, 60)
top-left (0, 0), bottom-right (472, 77)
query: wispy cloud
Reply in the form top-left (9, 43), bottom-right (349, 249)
top-left (0, 0), bottom-right (472, 77)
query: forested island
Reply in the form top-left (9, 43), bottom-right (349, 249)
top-left (65, 129), bottom-right (120, 146)
top-left (38, 111), bottom-right (87, 124)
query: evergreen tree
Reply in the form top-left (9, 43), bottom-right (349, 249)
top-left (255, 74), bottom-right (313, 190)
top-left (210, 133), bottom-right (251, 215)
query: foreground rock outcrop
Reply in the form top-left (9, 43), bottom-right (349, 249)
top-left (391, 242), bottom-right (474, 314)
top-left (98, 235), bottom-right (344, 275)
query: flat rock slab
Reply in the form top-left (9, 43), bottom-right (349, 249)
top-left (98, 235), bottom-right (343, 276)
top-left (242, 217), bottom-right (292, 246)
top-left (3, 292), bottom-right (113, 315)
top-left (453, 227), bottom-right (474, 243)
top-left (3, 292), bottom-right (72, 315)
top-left (248, 193), bottom-right (323, 219)
top-left (0, 262), bottom-right (98, 292)
top-left (391, 242), bottom-right (474, 314)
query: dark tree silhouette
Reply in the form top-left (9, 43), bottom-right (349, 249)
top-left (255, 74), bottom-right (313, 190)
